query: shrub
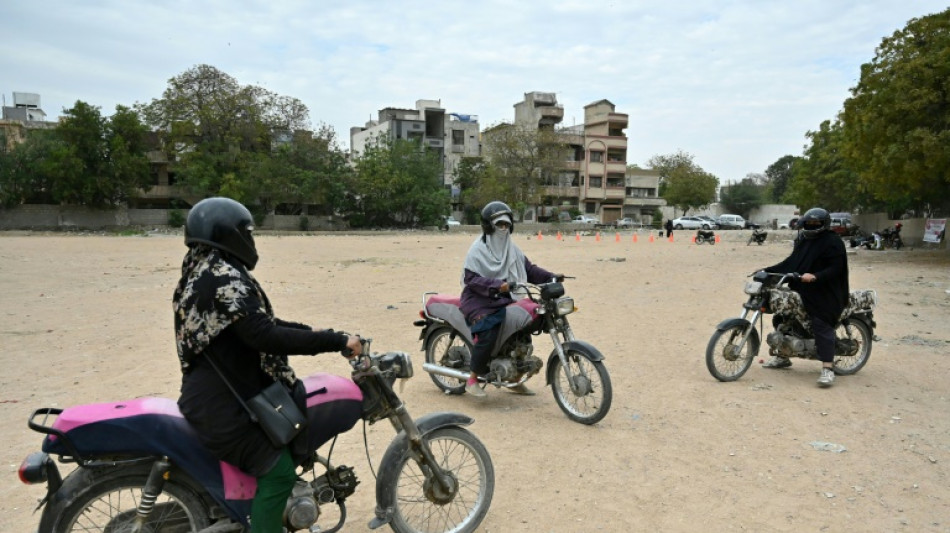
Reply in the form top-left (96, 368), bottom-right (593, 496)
top-left (167, 209), bottom-right (185, 228)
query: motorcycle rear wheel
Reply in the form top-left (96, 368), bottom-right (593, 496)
top-left (832, 318), bottom-right (872, 375)
top-left (387, 427), bottom-right (494, 533)
top-left (39, 463), bottom-right (214, 533)
top-left (706, 324), bottom-right (760, 381)
top-left (550, 350), bottom-right (612, 425)
top-left (425, 326), bottom-right (470, 395)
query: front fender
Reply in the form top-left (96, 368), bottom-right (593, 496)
top-left (545, 340), bottom-right (604, 385)
top-left (714, 317), bottom-right (753, 332)
top-left (370, 412), bottom-right (474, 529)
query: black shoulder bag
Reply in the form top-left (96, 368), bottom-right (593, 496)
top-left (205, 355), bottom-right (307, 448)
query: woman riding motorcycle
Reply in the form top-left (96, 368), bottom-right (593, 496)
top-left (173, 197), bottom-right (363, 532)
top-left (460, 201), bottom-right (562, 397)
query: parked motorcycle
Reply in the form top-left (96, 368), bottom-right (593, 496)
top-left (706, 271), bottom-right (877, 382)
top-left (695, 229), bottom-right (716, 245)
top-left (747, 227), bottom-right (768, 246)
top-left (415, 279), bottom-right (612, 425)
top-left (880, 223), bottom-right (904, 249)
top-left (18, 339), bottom-right (494, 533)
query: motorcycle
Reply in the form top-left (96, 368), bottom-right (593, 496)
top-left (747, 227), bottom-right (768, 246)
top-left (414, 279), bottom-right (612, 425)
top-left (18, 339), bottom-right (495, 533)
top-left (880, 223), bottom-right (904, 249)
top-left (695, 229), bottom-right (717, 245)
top-left (706, 271), bottom-right (877, 382)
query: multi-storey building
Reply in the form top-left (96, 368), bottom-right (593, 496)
top-left (495, 92), bottom-right (664, 225)
top-left (349, 99), bottom-right (481, 203)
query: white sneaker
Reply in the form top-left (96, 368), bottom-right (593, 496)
top-left (762, 356), bottom-right (792, 369)
top-left (817, 368), bottom-right (835, 387)
top-left (466, 381), bottom-right (486, 397)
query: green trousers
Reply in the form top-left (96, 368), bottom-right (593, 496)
top-left (250, 449), bottom-right (296, 533)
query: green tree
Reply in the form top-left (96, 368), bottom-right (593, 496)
top-left (350, 137), bottom-right (448, 227)
top-left (841, 8), bottom-right (950, 212)
top-left (719, 178), bottom-right (764, 218)
top-left (647, 150), bottom-right (718, 215)
top-left (786, 120), bottom-right (863, 212)
top-left (480, 123), bottom-right (567, 216)
top-left (764, 155), bottom-right (800, 202)
top-left (453, 156), bottom-right (512, 219)
top-left (137, 64), bottom-right (312, 199)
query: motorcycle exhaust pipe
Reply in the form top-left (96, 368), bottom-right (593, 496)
top-left (422, 363), bottom-right (471, 381)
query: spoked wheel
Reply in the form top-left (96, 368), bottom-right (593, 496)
top-left (388, 427), bottom-right (494, 533)
top-left (550, 350), bottom-right (612, 425)
top-left (706, 324), bottom-right (760, 381)
top-left (425, 327), bottom-right (471, 395)
top-left (40, 464), bottom-right (212, 533)
top-left (832, 318), bottom-right (872, 375)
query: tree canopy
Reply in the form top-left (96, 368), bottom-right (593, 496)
top-left (646, 150), bottom-right (718, 216)
top-left (840, 8), bottom-right (950, 213)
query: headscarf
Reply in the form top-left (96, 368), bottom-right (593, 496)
top-left (462, 220), bottom-right (527, 284)
top-left (173, 245), bottom-right (295, 384)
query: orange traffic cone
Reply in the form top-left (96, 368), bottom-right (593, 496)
top-left (668, 234), bottom-right (674, 242)
top-left (691, 235), bottom-right (696, 243)
top-left (556, 231), bottom-right (562, 241)
top-left (596, 232), bottom-right (601, 242)
top-left (633, 233), bottom-right (638, 243)
top-left (715, 235), bottom-right (721, 243)
top-left (615, 233), bottom-right (621, 242)
top-left (649, 234), bottom-right (654, 243)
top-left (537, 230), bottom-right (543, 240)
top-left (575, 232), bottom-right (581, 241)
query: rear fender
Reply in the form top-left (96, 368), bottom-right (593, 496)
top-left (545, 340), bottom-right (604, 385)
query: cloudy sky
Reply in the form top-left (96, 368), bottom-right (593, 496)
top-left (2, 1), bottom-right (945, 182)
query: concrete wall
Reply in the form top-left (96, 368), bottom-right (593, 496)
top-left (0, 205), bottom-right (345, 231)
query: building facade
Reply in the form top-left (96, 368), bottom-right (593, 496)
top-left (349, 99), bottom-right (481, 201)
top-left (496, 92), bottom-right (664, 225)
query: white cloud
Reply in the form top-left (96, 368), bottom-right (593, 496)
top-left (1, 0), bottom-right (944, 180)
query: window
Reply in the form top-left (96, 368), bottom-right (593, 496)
top-left (589, 176), bottom-right (603, 188)
top-left (452, 129), bottom-right (464, 145)
top-left (589, 151), bottom-right (603, 163)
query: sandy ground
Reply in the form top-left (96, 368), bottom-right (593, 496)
top-left (1, 228), bottom-right (949, 533)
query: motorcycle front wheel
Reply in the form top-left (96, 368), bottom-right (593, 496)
top-left (387, 427), bottom-right (494, 533)
top-left (425, 326), bottom-right (471, 395)
top-left (706, 324), bottom-right (760, 381)
top-left (39, 463), bottom-right (213, 533)
top-left (550, 350), bottom-right (613, 425)
top-left (832, 318), bottom-right (872, 375)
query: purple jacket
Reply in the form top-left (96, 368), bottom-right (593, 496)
top-left (460, 258), bottom-right (555, 324)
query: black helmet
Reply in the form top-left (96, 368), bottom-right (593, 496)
top-left (185, 197), bottom-right (259, 270)
top-left (799, 207), bottom-right (831, 240)
top-left (480, 201), bottom-right (514, 235)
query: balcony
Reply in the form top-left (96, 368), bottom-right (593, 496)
top-left (543, 185), bottom-right (580, 198)
top-left (623, 197), bottom-right (667, 207)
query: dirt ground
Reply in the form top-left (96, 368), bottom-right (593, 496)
top-left (2, 228), bottom-right (949, 532)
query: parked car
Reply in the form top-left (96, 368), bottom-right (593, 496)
top-left (829, 212), bottom-right (858, 236)
top-left (671, 216), bottom-right (708, 230)
top-left (440, 216), bottom-right (461, 231)
top-left (695, 216), bottom-right (720, 229)
top-left (614, 217), bottom-right (641, 229)
top-left (573, 215), bottom-right (599, 224)
top-left (718, 214), bottom-right (747, 229)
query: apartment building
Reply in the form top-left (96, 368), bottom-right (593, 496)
top-left (495, 92), bottom-right (664, 225)
top-left (349, 99), bottom-right (481, 199)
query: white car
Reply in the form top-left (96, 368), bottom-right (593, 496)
top-left (615, 217), bottom-right (640, 229)
top-left (671, 216), bottom-right (708, 230)
top-left (440, 216), bottom-right (461, 230)
top-left (573, 215), bottom-right (599, 224)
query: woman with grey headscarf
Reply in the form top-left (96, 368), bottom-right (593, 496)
top-left (460, 201), bottom-right (561, 397)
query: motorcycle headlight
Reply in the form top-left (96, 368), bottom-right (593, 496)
top-left (555, 297), bottom-right (576, 316)
top-left (376, 351), bottom-right (413, 379)
top-left (743, 281), bottom-right (763, 295)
